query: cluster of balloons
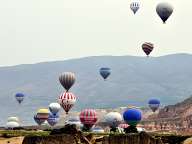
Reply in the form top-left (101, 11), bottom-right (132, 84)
top-left (130, 1), bottom-right (173, 24)
top-left (58, 72), bottom-right (77, 114)
top-left (77, 107), bottom-right (143, 132)
top-left (34, 103), bottom-right (61, 127)
top-left (103, 108), bottom-right (142, 133)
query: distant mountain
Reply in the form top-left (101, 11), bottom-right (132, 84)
top-left (0, 53), bottom-right (192, 126)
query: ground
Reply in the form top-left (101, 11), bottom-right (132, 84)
top-left (0, 137), bottom-right (24, 144)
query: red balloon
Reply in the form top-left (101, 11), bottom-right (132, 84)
top-left (79, 109), bottom-right (98, 129)
top-left (58, 92), bottom-right (76, 114)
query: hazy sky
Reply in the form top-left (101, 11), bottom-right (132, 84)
top-left (0, 0), bottom-right (191, 66)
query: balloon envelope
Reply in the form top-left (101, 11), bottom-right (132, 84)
top-left (156, 2), bottom-right (173, 23)
top-left (6, 121), bottom-right (19, 128)
top-left (49, 103), bottom-right (61, 115)
top-left (130, 2), bottom-right (140, 14)
top-left (36, 108), bottom-right (49, 121)
top-left (148, 99), bottom-right (160, 112)
top-left (105, 112), bottom-right (122, 128)
top-left (100, 67), bottom-right (111, 80)
top-left (7, 117), bottom-right (19, 123)
top-left (34, 114), bottom-right (45, 125)
top-left (47, 113), bottom-right (59, 126)
top-left (15, 93), bottom-right (25, 104)
top-left (79, 109), bottom-right (98, 129)
top-left (123, 108), bottom-right (142, 126)
top-left (142, 42), bottom-right (154, 56)
top-left (58, 92), bottom-right (76, 114)
top-left (59, 72), bottom-right (75, 91)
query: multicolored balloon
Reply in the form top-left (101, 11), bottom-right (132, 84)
top-left (15, 93), bottom-right (25, 104)
top-left (59, 72), bottom-right (75, 91)
top-left (58, 92), bottom-right (76, 114)
top-left (142, 42), bottom-right (154, 56)
top-left (123, 108), bottom-right (142, 126)
top-left (49, 103), bottom-right (61, 115)
top-left (130, 2), bottom-right (140, 14)
top-left (156, 2), bottom-right (173, 23)
top-left (36, 108), bottom-right (49, 122)
top-left (100, 67), bottom-right (111, 80)
top-left (34, 114), bottom-right (45, 125)
top-left (47, 113), bottom-right (59, 126)
top-left (105, 112), bottom-right (122, 128)
top-left (148, 99), bottom-right (160, 112)
top-left (79, 109), bottom-right (98, 130)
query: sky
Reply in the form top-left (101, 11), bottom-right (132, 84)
top-left (0, 0), bottom-right (191, 66)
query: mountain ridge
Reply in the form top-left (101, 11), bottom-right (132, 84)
top-left (0, 53), bottom-right (192, 125)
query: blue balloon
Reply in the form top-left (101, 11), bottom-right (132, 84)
top-left (123, 109), bottom-right (142, 126)
top-left (47, 113), bottom-right (59, 126)
top-left (99, 67), bottom-right (111, 80)
top-left (148, 99), bottom-right (160, 112)
top-left (15, 93), bottom-right (25, 104)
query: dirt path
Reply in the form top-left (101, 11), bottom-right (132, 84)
top-left (0, 137), bottom-right (24, 144)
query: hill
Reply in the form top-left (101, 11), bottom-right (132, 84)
top-left (0, 54), bottom-right (192, 125)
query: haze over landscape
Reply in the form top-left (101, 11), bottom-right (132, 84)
top-left (0, 54), bottom-right (192, 126)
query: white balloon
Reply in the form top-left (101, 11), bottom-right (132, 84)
top-left (7, 117), bottom-right (19, 123)
top-left (105, 112), bottom-right (123, 128)
top-left (6, 121), bottom-right (19, 128)
top-left (49, 103), bottom-right (61, 114)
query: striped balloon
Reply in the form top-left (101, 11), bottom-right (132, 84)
top-left (59, 72), bottom-right (75, 91)
top-left (142, 42), bottom-right (154, 56)
top-left (79, 109), bottom-right (98, 129)
top-left (36, 108), bottom-right (49, 121)
top-left (130, 2), bottom-right (140, 14)
top-left (58, 92), bottom-right (76, 114)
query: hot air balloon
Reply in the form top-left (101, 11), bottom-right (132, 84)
top-left (49, 103), bottom-right (61, 115)
top-left (148, 99), bottom-right (160, 112)
top-left (156, 2), bottom-right (173, 23)
top-left (15, 93), bottom-right (25, 104)
top-left (130, 2), bottom-right (140, 14)
top-left (105, 112), bottom-right (122, 128)
top-left (34, 114), bottom-right (45, 125)
top-left (100, 67), bottom-right (111, 80)
top-left (118, 123), bottom-right (129, 129)
top-left (6, 121), bottom-right (19, 129)
top-left (59, 72), bottom-right (75, 91)
top-left (47, 113), bottom-right (59, 126)
top-left (142, 42), bottom-right (154, 56)
top-left (36, 108), bottom-right (49, 123)
top-left (123, 108), bottom-right (142, 126)
top-left (7, 117), bottom-right (19, 123)
top-left (79, 109), bottom-right (98, 131)
top-left (58, 92), bottom-right (76, 114)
